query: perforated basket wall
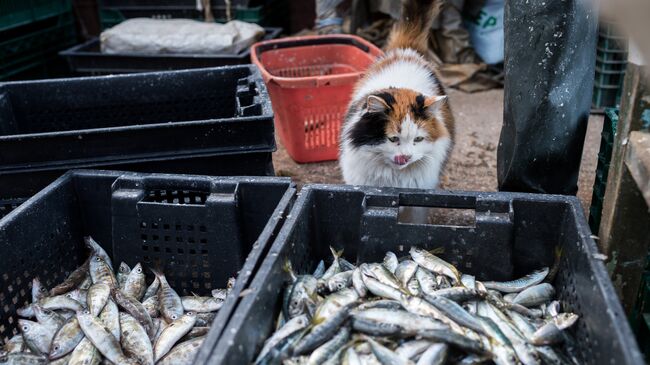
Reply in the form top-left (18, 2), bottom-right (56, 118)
top-left (209, 185), bottom-right (644, 365)
top-left (251, 35), bottom-right (383, 163)
top-left (0, 170), bottom-right (295, 351)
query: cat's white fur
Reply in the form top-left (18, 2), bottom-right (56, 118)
top-left (340, 49), bottom-right (452, 190)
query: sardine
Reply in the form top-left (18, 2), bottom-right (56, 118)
top-left (409, 247), bottom-right (461, 284)
top-left (77, 310), bottom-right (136, 365)
top-left (50, 259), bottom-right (90, 296)
top-left (120, 312), bottom-right (154, 365)
top-left (416, 343), bottom-right (447, 365)
top-left (153, 312), bottom-right (197, 362)
top-left (49, 317), bottom-right (84, 360)
top-left (32, 277), bottom-right (49, 303)
top-left (157, 337), bottom-right (205, 365)
top-left (99, 299), bottom-right (121, 342)
top-left (482, 268), bottom-right (549, 293)
top-left (383, 252), bottom-right (399, 274)
top-left (112, 288), bottom-right (154, 338)
top-left (123, 263), bottom-right (146, 301)
top-left (18, 319), bottom-right (55, 355)
top-left (68, 337), bottom-right (101, 365)
top-left (87, 283), bottom-right (111, 316)
top-left (151, 269), bottom-right (183, 323)
top-left (181, 295), bottom-right (224, 312)
top-left (117, 262), bottom-right (131, 289)
top-left (512, 283), bottom-right (555, 307)
top-left (307, 327), bottom-right (350, 365)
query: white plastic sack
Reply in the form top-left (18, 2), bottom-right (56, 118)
top-left (100, 18), bottom-right (265, 55)
top-left (464, 0), bottom-right (504, 65)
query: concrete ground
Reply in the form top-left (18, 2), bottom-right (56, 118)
top-left (273, 88), bottom-right (603, 213)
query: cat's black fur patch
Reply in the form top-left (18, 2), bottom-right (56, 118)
top-left (372, 92), bottom-right (396, 109)
top-left (411, 94), bottom-right (428, 120)
top-left (348, 111), bottom-right (389, 147)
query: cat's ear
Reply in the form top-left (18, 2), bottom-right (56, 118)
top-left (423, 95), bottom-right (448, 118)
top-left (366, 95), bottom-right (390, 114)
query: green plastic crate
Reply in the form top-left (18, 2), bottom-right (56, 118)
top-left (589, 108), bottom-right (618, 233)
top-left (593, 22), bottom-right (627, 110)
top-left (0, 13), bottom-right (77, 80)
top-left (0, 0), bottom-right (72, 32)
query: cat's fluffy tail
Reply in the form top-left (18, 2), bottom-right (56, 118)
top-left (386, 0), bottom-right (442, 55)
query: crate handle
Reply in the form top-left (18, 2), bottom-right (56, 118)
top-left (111, 175), bottom-right (238, 206)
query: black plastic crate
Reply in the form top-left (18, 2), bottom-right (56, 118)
top-left (0, 169), bottom-right (295, 356)
top-left (205, 185), bottom-right (644, 365)
top-left (0, 149), bottom-right (275, 202)
top-left (60, 28), bottom-right (282, 75)
top-left (0, 65), bottom-right (276, 213)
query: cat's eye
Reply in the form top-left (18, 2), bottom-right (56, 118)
top-left (414, 136), bottom-right (424, 142)
top-left (388, 136), bottom-right (399, 143)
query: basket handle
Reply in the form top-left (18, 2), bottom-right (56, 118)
top-left (111, 175), bottom-right (239, 205)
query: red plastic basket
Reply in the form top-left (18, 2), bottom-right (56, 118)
top-left (251, 35), bottom-right (383, 163)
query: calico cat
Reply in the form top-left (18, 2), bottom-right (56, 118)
top-left (339, 0), bottom-right (454, 189)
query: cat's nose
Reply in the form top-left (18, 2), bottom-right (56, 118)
top-left (394, 155), bottom-right (411, 165)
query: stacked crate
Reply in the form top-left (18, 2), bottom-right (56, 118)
top-left (592, 21), bottom-right (628, 111)
top-left (0, 0), bottom-right (77, 80)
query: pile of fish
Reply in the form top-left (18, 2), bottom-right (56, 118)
top-left (1, 237), bottom-right (231, 365)
top-left (255, 247), bottom-right (580, 365)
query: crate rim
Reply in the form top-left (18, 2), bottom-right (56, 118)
top-left (208, 183), bottom-right (644, 364)
top-left (251, 34), bottom-right (384, 88)
top-left (0, 65), bottom-right (274, 140)
top-left (0, 167), bottom-right (294, 234)
top-left (0, 146), bottom-right (275, 174)
top-left (59, 27), bottom-right (282, 60)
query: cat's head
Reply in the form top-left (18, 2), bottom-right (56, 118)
top-left (347, 88), bottom-right (452, 169)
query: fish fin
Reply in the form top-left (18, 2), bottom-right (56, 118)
top-left (149, 267), bottom-right (164, 280)
top-left (329, 246), bottom-right (344, 260)
top-left (429, 247), bottom-right (445, 255)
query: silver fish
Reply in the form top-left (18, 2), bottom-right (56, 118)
top-left (482, 268), bottom-right (550, 293)
top-left (416, 343), bottom-right (448, 365)
top-left (84, 236), bottom-right (113, 268)
top-left (383, 252), bottom-right (399, 274)
top-left (150, 269), bottom-right (183, 323)
top-left (326, 270), bottom-right (354, 293)
top-left (120, 312), bottom-right (154, 365)
top-left (143, 277), bottom-right (160, 302)
top-left (153, 312), bottom-right (197, 362)
top-left (157, 337), bottom-right (205, 365)
top-left (181, 295), bottom-right (224, 312)
top-left (256, 315), bottom-right (310, 362)
top-left (366, 337), bottom-right (415, 365)
top-left (77, 310), bottom-right (136, 365)
top-left (307, 327), bottom-right (350, 365)
top-left (395, 260), bottom-right (419, 289)
top-left (18, 319), bottom-right (55, 355)
top-left (32, 277), bottom-right (48, 303)
top-left (123, 263), bottom-right (146, 301)
top-left (409, 247), bottom-right (461, 284)
top-left (321, 247), bottom-right (344, 281)
top-left (49, 317), bottom-right (84, 360)
top-left (512, 283), bottom-right (555, 307)
top-left (117, 262), bottom-right (131, 289)
top-left (89, 253), bottom-right (117, 288)
top-left (394, 340), bottom-right (433, 360)
top-left (112, 288), bottom-right (154, 338)
top-left (99, 299), bottom-right (121, 342)
top-left (422, 294), bottom-right (486, 335)
top-left (50, 259), bottom-right (90, 296)
top-left (87, 283), bottom-right (111, 316)
top-left (68, 337), bottom-right (101, 365)
top-left (352, 268), bottom-right (368, 297)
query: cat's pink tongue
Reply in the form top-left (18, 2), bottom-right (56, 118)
top-left (394, 155), bottom-right (410, 165)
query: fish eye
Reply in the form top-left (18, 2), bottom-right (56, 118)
top-left (187, 312), bottom-right (194, 315)
top-left (292, 300), bottom-right (299, 306)
top-left (53, 346), bottom-right (59, 351)
top-left (414, 136), bottom-right (424, 142)
top-left (22, 325), bottom-right (28, 331)
top-left (388, 136), bottom-right (399, 143)
top-left (137, 268), bottom-right (142, 273)
top-left (95, 257), bottom-right (101, 262)
top-left (83, 310), bottom-right (90, 314)
top-left (171, 315), bottom-right (177, 320)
